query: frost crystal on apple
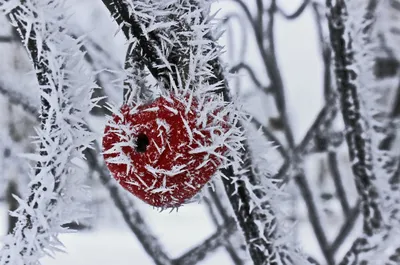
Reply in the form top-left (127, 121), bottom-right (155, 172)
top-left (103, 89), bottom-right (244, 209)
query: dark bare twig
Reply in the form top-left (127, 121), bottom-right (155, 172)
top-left (232, 0), bottom-right (258, 34)
top-left (172, 218), bottom-right (237, 265)
top-left (274, 103), bottom-right (338, 183)
top-left (251, 117), bottom-right (288, 160)
top-left (329, 203), bottom-right (361, 255)
top-left (221, 12), bottom-right (248, 64)
top-left (277, 0), bottom-right (310, 20)
top-left (311, 2), bottom-right (332, 100)
top-left (233, 0), bottom-right (293, 144)
top-left (265, 0), bottom-right (295, 147)
top-left (295, 172), bottom-right (335, 265)
top-left (328, 152), bottom-right (351, 216)
top-left (0, 81), bottom-right (39, 117)
top-left (203, 192), bottom-right (245, 265)
top-left (230, 63), bottom-right (271, 93)
top-left (296, 104), bottom-right (337, 156)
top-left (239, 5), bottom-right (338, 263)
top-left (0, 35), bottom-right (14, 42)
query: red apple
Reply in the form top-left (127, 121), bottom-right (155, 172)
top-left (102, 94), bottom-right (228, 208)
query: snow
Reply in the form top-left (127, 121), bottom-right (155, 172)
top-left (0, 202), bottom-right (233, 265)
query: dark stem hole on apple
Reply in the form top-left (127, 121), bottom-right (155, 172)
top-left (135, 133), bottom-right (149, 153)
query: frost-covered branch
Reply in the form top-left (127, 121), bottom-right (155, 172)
top-left (0, 0), bottom-right (96, 263)
top-left (327, 0), bottom-right (387, 263)
top-left (99, 1), bottom-right (310, 264)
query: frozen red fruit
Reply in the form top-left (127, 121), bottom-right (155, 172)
top-left (102, 94), bottom-right (228, 208)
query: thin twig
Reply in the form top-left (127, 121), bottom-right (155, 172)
top-left (0, 35), bottom-right (14, 42)
top-left (296, 104), bottom-right (336, 156)
top-left (251, 117), bottom-right (288, 160)
top-left (329, 203), bottom-right (361, 255)
top-left (230, 62), bottom-right (271, 93)
top-left (172, 218), bottom-right (237, 265)
top-left (265, 0), bottom-right (295, 147)
top-left (295, 172), bottom-right (335, 265)
top-left (0, 81), bottom-right (39, 117)
top-left (328, 152), bottom-right (350, 216)
top-left (277, 0), bottom-right (310, 20)
top-left (203, 192), bottom-right (245, 265)
top-left (208, 186), bottom-right (247, 264)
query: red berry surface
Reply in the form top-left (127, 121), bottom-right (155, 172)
top-left (102, 95), bottom-right (227, 208)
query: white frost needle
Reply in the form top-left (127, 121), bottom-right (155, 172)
top-left (0, 1), bottom-right (97, 263)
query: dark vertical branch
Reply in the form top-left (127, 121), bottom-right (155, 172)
top-left (294, 173), bottom-right (335, 265)
top-left (327, 0), bottom-right (384, 263)
top-left (204, 187), bottom-right (246, 265)
top-left (6, 180), bottom-right (19, 234)
top-left (328, 152), bottom-right (351, 216)
top-left (1, 7), bottom-right (61, 258)
top-left (265, 0), bottom-right (295, 148)
top-left (99, 1), bottom-right (288, 264)
top-left (329, 203), bottom-right (361, 255)
top-left (313, 0), bottom-right (352, 221)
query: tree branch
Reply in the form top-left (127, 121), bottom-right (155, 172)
top-left (277, 0), bottom-right (310, 20)
top-left (0, 2), bottom-right (96, 263)
top-left (265, 0), bottom-right (295, 147)
top-left (251, 117), bottom-right (288, 160)
top-left (328, 152), bottom-right (350, 216)
top-left (329, 203), bottom-right (361, 255)
top-left (327, 0), bottom-right (385, 263)
top-left (230, 62), bottom-right (271, 93)
top-left (99, 1), bottom-right (292, 264)
top-left (204, 187), bottom-right (247, 265)
top-left (172, 218), bottom-right (237, 265)
top-left (0, 81), bottom-right (39, 117)
top-left (295, 172), bottom-right (334, 265)
top-left (0, 35), bottom-right (14, 42)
